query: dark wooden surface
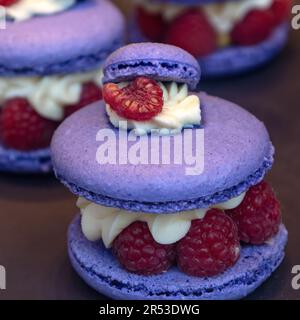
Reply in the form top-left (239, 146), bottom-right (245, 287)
top-left (0, 29), bottom-right (299, 300)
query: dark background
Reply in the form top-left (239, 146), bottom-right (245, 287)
top-left (0, 25), bottom-right (300, 300)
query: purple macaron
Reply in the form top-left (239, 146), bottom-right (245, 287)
top-left (103, 43), bottom-right (201, 89)
top-left (129, 0), bottom-right (289, 78)
top-left (0, 0), bottom-right (125, 75)
top-left (51, 43), bottom-right (286, 299)
top-left (0, 0), bottom-right (125, 173)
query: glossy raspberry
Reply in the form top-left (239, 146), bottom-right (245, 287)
top-left (227, 181), bottom-right (281, 244)
top-left (271, 0), bottom-right (291, 25)
top-left (0, 0), bottom-right (18, 6)
top-left (177, 209), bottom-right (240, 277)
top-left (0, 98), bottom-right (57, 151)
top-left (112, 221), bottom-right (176, 275)
top-left (103, 77), bottom-right (163, 121)
top-left (64, 82), bottom-right (102, 118)
top-left (165, 9), bottom-right (217, 57)
top-left (136, 6), bottom-right (166, 42)
top-left (231, 9), bottom-right (275, 45)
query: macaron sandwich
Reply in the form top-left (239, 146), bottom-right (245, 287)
top-left (130, 0), bottom-right (291, 77)
top-left (51, 43), bottom-right (287, 300)
top-left (0, 0), bottom-right (125, 173)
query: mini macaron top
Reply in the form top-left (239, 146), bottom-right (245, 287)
top-left (0, 0), bottom-right (125, 75)
top-left (103, 43), bottom-right (201, 90)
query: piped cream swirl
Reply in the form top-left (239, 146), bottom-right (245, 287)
top-left (0, 69), bottom-right (103, 121)
top-left (78, 193), bottom-right (246, 248)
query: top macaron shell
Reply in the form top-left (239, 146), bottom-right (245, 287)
top-left (0, 0), bottom-right (125, 75)
top-left (51, 92), bottom-right (274, 213)
top-left (103, 43), bottom-right (201, 90)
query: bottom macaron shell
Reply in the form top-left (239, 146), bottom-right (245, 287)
top-left (68, 215), bottom-right (288, 300)
top-left (129, 21), bottom-right (289, 78)
top-left (0, 144), bottom-right (51, 173)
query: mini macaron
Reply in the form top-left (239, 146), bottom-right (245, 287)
top-left (0, 0), bottom-right (125, 173)
top-left (51, 43), bottom-right (287, 299)
top-left (130, 0), bottom-right (290, 78)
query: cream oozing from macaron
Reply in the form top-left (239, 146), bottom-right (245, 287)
top-left (78, 192), bottom-right (246, 248)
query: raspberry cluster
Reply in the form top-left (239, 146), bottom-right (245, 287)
top-left (0, 82), bottom-right (102, 151)
top-left (112, 181), bottom-right (281, 277)
top-left (137, 0), bottom-right (291, 56)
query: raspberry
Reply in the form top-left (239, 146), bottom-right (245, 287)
top-left (271, 0), bottom-right (291, 25)
top-left (136, 6), bottom-right (166, 42)
top-left (103, 77), bottom-right (163, 121)
top-left (177, 209), bottom-right (240, 277)
top-left (231, 9), bottom-right (275, 45)
top-left (112, 221), bottom-right (176, 275)
top-left (0, 98), bottom-right (57, 151)
top-left (165, 9), bottom-right (217, 57)
top-left (64, 82), bottom-right (102, 118)
top-left (0, 0), bottom-right (18, 6)
top-left (226, 181), bottom-right (281, 244)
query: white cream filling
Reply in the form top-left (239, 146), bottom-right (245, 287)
top-left (0, 69), bottom-right (103, 121)
top-left (105, 82), bottom-right (201, 136)
top-left (204, 0), bottom-right (273, 34)
top-left (136, 0), bottom-right (273, 34)
top-left (77, 192), bottom-right (246, 248)
top-left (6, 0), bottom-right (75, 21)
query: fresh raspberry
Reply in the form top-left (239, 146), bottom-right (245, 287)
top-left (231, 9), bottom-right (275, 45)
top-left (136, 6), bottom-right (167, 42)
top-left (0, 98), bottom-right (57, 151)
top-left (0, 0), bottom-right (18, 6)
top-left (165, 9), bottom-right (217, 57)
top-left (177, 209), bottom-right (240, 277)
top-left (112, 221), bottom-right (176, 275)
top-left (271, 0), bottom-right (291, 25)
top-left (226, 181), bottom-right (281, 244)
top-left (103, 77), bottom-right (163, 121)
top-left (64, 82), bottom-right (102, 118)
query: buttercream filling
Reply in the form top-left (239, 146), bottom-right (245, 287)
top-left (77, 192), bottom-right (246, 248)
top-left (105, 82), bottom-right (201, 135)
top-left (0, 68), bottom-right (103, 121)
top-left (5, 0), bottom-right (76, 21)
top-left (135, 0), bottom-right (273, 35)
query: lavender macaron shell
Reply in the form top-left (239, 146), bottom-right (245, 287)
top-left (130, 20), bottom-right (289, 78)
top-left (103, 43), bottom-right (201, 90)
top-left (0, 0), bottom-right (125, 75)
top-left (51, 92), bottom-right (274, 213)
top-left (0, 145), bottom-right (51, 173)
top-left (68, 215), bottom-right (288, 300)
